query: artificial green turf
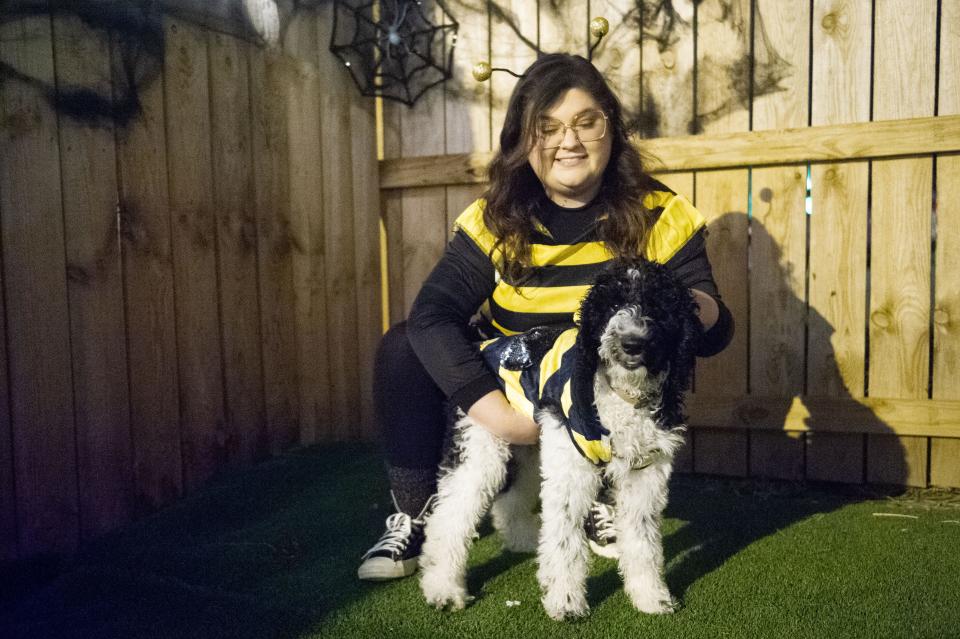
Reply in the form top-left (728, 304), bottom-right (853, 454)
top-left (2, 442), bottom-right (958, 639)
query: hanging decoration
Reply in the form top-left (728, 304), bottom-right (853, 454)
top-left (330, 0), bottom-right (458, 106)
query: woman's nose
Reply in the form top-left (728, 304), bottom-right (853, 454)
top-left (559, 125), bottom-right (583, 149)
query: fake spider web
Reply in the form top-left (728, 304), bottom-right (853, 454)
top-left (330, 0), bottom-right (458, 106)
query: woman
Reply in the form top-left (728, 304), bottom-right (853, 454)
top-left (359, 53), bottom-right (733, 580)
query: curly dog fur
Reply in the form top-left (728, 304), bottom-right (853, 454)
top-left (419, 258), bottom-right (702, 619)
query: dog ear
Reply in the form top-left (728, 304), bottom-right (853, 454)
top-left (658, 291), bottom-right (702, 427)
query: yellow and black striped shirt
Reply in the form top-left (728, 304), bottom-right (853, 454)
top-left (406, 183), bottom-right (731, 413)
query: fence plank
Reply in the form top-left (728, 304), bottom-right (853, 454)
top-left (397, 0), bottom-right (448, 320)
top-left (490, 0), bottom-right (538, 137)
top-left (208, 32), bottom-right (267, 463)
top-left (445, 0), bottom-right (490, 155)
top-left (401, 187), bottom-right (449, 314)
top-left (593, 0), bottom-right (641, 132)
top-left (806, 0), bottom-right (872, 483)
top-left (285, 14), bottom-right (329, 446)
top-left (0, 14), bottom-right (78, 555)
top-left (351, 94), bottom-right (382, 440)
top-left (749, 0), bottom-right (810, 481)
top-left (113, 26), bottom-right (183, 516)
top-left (640, 0), bottom-right (695, 137)
top-left (249, 46), bottom-right (300, 452)
top-left (692, 0), bottom-right (751, 477)
top-left (163, 18), bottom-right (227, 489)
top-left (867, 0), bottom-right (937, 487)
top-left (540, 0), bottom-right (588, 54)
top-left (318, 4), bottom-right (361, 440)
top-left (53, 14), bottom-right (133, 540)
top-left (0, 263), bottom-right (10, 560)
top-left (931, 0), bottom-right (960, 487)
top-left (379, 115), bottom-right (960, 188)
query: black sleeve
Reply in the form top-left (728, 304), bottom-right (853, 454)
top-left (406, 230), bottom-right (502, 412)
top-left (665, 227), bottom-right (735, 357)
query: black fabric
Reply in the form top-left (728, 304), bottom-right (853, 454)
top-left (406, 232), bottom-right (498, 407)
top-left (374, 323), bottom-right (449, 470)
top-left (408, 225), bottom-right (733, 414)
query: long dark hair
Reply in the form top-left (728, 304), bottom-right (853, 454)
top-left (483, 53), bottom-right (659, 281)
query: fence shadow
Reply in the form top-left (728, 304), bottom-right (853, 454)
top-left (659, 211), bottom-right (908, 602)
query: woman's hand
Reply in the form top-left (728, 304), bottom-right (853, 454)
top-left (690, 288), bottom-right (719, 331)
top-left (467, 390), bottom-right (540, 445)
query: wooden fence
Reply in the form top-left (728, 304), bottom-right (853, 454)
top-left (380, 0), bottom-right (960, 488)
top-left (0, 6), bottom-right (379, 561)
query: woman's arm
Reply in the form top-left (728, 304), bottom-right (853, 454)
top-left (467, 390), bottom-right (539, 445)
top-left (407, 230), bottom-right (539, 445)
top-left (690, 287), bottom-right (719, 330)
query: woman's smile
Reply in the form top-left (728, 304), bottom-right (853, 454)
top-left (527, 87), bottom-right (613, 208)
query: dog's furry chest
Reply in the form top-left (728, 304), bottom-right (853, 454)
top-left (593, 377), bottom-right (685, 475)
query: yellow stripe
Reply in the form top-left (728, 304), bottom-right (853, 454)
top-left (489, 315), bottom-right (520, 336)
top-left (570, 431), bottom-right (612, 464)
top-left (500, 366), bottom-right (535, 419)
top-left (643, 189), bottom-right (676, 210)
top-left (529, 241), bottom-right (612, 266)
top-left (493, 283), bottom-right (591, 314)
top-left (454, 199), bottom-right (499, 257)
top-left (644, 193), bottom-right (706, 264)
top-left (538, 328), bottom-right (578, 397)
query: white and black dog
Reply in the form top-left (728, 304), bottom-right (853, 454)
top-left (419, 258), bottom-right (702, 620)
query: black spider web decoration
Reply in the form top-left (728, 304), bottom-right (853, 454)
top-left (330, 0), bottom-right (458, 106)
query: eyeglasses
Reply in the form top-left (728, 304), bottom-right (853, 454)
top-left (535, 110), bottom-right (608, 149)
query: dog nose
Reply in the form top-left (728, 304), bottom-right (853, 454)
top-left (621, 337), bottom-right (645, 356)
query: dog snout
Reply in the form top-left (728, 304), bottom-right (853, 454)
top-left (620, 336), bottom-right (646, 356)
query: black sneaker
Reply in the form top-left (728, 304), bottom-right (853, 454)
top-left (585, 501), bottom-right (619, 559)
top-left (357, 494), bottom-right (435, 581)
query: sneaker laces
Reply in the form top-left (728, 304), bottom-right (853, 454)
top-left (360, 492), bottom-right (437, 560)
top-left (361, 511), bottom-right (413, 560)
top-left (590, 502), bottom-right (616, 542)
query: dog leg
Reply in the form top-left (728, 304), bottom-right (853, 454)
top-left (491, 445), bottom-right (540, 553)
top-left (536, 411), bottom-right (602, 620)
top-left (614, 461), bottom-right (677, 614)
top-left (420, 418), bottom-right (510, 610)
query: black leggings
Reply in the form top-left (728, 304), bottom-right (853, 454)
top-left (373, 322), bottom-right (448, 471)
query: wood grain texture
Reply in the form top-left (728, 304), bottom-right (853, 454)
top-left (113, 26), bottom-right (183, 517)
top-left (691, 0), bottom-right (751, 478)
top-left (747, 1), bottom-right (810, 480)
top-left (692, 170), bottom-right (749, 476)
top-left (445, 0), bottom-right (490, 154)
top-left (380, 115), bottom-right (960, 188)
top-left (53, 14), bottom-right (133, 540)
top-left (539, 0), bottom-right (588, 55)
top-left (446, 183), bottom-right (486, 234)
top-left (490, 0), bottom-right (538, 138)
top-left (592, 0), bottom-right (642, 130)
top-left (401, 187), bottom-right (448, 315)
top-left (249, 47), bottom-right (299, 452)
top-left (208, 32), bottom-right (267, 464)
top-left (640, 0), bottom-right (696, 137)
top-left (931, 0), bottom-right (960, 486)
top-left (163, 18), bottom-right (227, 489)
top-left (1, 14), bottom-right (78, 555)
top-left (285, 14), bottom-right (329, 446)
top-left (351, 94), bottom-right (383, 440)
top-left (807, 0), bottom-right (872, 483)
top-left (317, 4), bottom-right (361, 441)
top-left (687, 396), bottom-right (960, 438)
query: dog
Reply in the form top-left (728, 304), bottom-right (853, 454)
top-left (419, 258), bottom-right (703, 620)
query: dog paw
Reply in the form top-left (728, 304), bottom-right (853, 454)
top-left (421, 575), bottom-right (472, 611)
top-left (630, 592), bottom-right (679, 615)
top-left (542, 590), bottom-right (590, 621)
